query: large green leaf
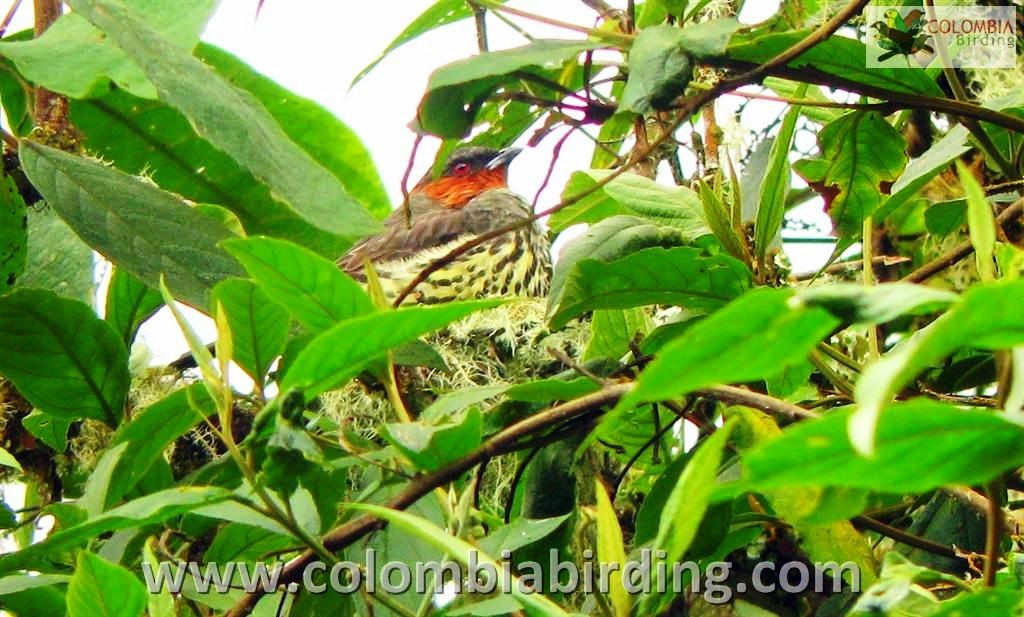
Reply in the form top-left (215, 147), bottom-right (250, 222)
top-left (851, 279), bottom-right (1024, 454)
top-left (15, 206), bottom-right (94, 303)
top-left (67, 0), bottom-right (380, 241)
top-left (20, 142), bottom-right (243, 310)
top-left (199, 45), bottom-right (390, 220)
top-left (72, 87), bottom-right (339, 256)
top-left (621, 25), bottom-right (694, 114)
top-left (726, 31), bottom-right (944, 97)
top-left (281, 300), bottom-right (501, 398)
top-left (418, 39), bottom-right (604, 137)
top-left (104, 268), bottom-right (162, 348)
top-left (548, 246), bottom-right (750, 329)
top-left (0, 0), bottom-right (216, 99)
top-left (67, 552), bottom-right (146, 617)
top-left (0, 173), bottom-right (27, 293)
top-left (0, 487), bottom-right (230, 575)
top-left (222, 236), bottom-right (374, 332)
top-left (0, 289), bottom-right (128, 426)
top-left (550, 170), bottom-right (711, 235)
top-left (793, 111), bottom-right (908, 239)
top-left (548, 215), bottom-right (689, 317)
top-left (624, 288), bottom-right (839, 408)
top-left (211, 279), bottom-right (289, 384)
top-left (732, 401), bottom-right (1024, 494)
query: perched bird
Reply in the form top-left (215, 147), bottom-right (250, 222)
top-left (339, 146), bottom-right (551, 304)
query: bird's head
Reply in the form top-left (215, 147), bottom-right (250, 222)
top-left (418, 146), bottom-right (522, 208)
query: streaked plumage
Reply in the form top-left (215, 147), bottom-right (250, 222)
top-left (339, 147), bottom-right (551, 304)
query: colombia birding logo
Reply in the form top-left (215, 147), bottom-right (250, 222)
top-left (866, 4), bottom-right (1017, 69)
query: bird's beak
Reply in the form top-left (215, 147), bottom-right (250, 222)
top-left (486, 147), bottom-right (522, 170)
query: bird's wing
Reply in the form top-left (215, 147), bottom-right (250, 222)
top-left (338, 189), bottom-right (534, 278)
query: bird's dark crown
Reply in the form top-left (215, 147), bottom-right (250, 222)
top-left (441, 146), bottom-right (503, 177)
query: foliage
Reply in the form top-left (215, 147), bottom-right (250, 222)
top-left (0, 2), bottom-right (1023, 617)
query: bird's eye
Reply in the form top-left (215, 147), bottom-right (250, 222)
top-left (451, 162), bottom-right (471, 176)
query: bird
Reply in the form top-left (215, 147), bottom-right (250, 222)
top-left (338, 146), bottom-right (552, 305)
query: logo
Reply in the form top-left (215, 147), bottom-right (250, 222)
top-left (866, 5), bottom-right (1017, 68)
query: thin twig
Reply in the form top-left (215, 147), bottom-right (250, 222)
top-left (983, 480), bottom-right (1003, 586)
top-left (472, 2), bottom-right (489, 52)
top-left (0, 0), bottom-right (23, 37)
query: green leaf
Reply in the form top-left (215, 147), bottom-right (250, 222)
top-left (199, 45), bottom-right (390, 220)
top-left (634, 451), bottom-right (689, 544)
top-left (0, 0), bottom-right (216, 99)
top-left (477, 514), bottom-right (570, 555)
top-left (382, 407), bottom-right (482, 472)
top-left (755, 93), bottom-right (802, 261)
top-left (15, 206), bottom-right (94, 303)
top-left (0, 172), bottom-right (27, 293)
top-left (211, 279), bottom-right (289, 384)
top-left (584, 308), bottom-right (652, 362)
top-left (20, 142), bottom-right (244, 311)
top-left (281, 300), bottom-right (501, 398)
top-left (646, 422), bottom-right (733, 609)
top-left (798, 282), bottom-right (957, 325)
top-left (21, 410), bottom-right (72, 451)
top-left (548, 246), bottom-right (750, 329)
top-left (959, 160), bottom-right (997, 281)
top-left (0, 487), bottom-right (230, 575)
top-left (698, 179), bottom-right (746, 262)
top-left (0, 446), bottom-right (21, 471)
top-left (72, 87), bottom-right (334, 257)
top-left (595, 481), bottom-right (630, 617)
top-left (764, 77), bottom-right (844, 124)
top-left (732, 401), bottom-right (1024, 494)
top-left (418, 39), bottom-right (603, 137)
top-left (793, 111), bottom-right (908, 239)
top-left (924, 199), bottom-right (967, 237)
top-left (551, 170), bottom-right (710, 234)
top-left (624, 288), bottom-right (839, 408)
top-left (932, 588), bottom-right (1024, 617)
top-left (104, 268), bottom-right (162, 348)
top-left (223, 236), bottom-right (373, 332)
top-left (105, 385), bottom-right (215, 508)
top-left (0, 289), bottom-right (128, 426)
top-left (353, 0), bottom-right (501, 86)
top-left (67, 552), bottom-right (146, 617)
top-left (67, 0), bottom-right (380, 240)
top-left (851, 279), bottom-right (1024, 455)
top-left (0, 572), bottom-right (69, 617)
top-left (882, 125), bottom-right (971, 215)
top-left (727, 31), bottom-right (944, 97)
top-left (621, 25), bottom-right (693, 114)
top-left (548, 215), bottom-right (689, 317)
top-left (348, 503), bottom-right (572, 617)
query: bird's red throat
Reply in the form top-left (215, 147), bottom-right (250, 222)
top-left (421, 169), bottom-right (508, 208)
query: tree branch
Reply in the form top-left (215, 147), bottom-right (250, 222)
top-left (225, 383), bottom-right (633, 616)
